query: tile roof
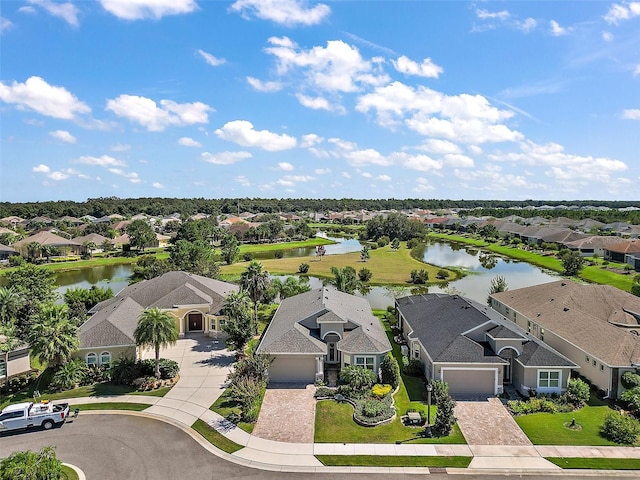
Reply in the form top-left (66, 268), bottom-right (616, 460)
top-left (491, 280), bottom-right (640, 366)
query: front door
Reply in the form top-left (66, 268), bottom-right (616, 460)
top-left (327, 342), bottom-right (338, 363)
top-left (188, 313), bottom-right (203, 331)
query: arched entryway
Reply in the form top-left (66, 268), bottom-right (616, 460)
top-left (186, 311), bottom-right (204, 332)
top-left (498, 347), bottom-right (519, 385)
top-left (323, 332), bottom-right (342, 365)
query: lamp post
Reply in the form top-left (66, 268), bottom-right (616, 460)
top-left (426, 382), bottom-right (433, 426)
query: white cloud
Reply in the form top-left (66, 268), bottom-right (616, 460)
top-left (235, 175), bottom-right (251, 187)
top-left (0, 76), bottom-right (90, 120)
top-left (517, 17), bottom-right (537, 33)
top-left (602, 31), bottom-right (614, 41)
top-left (215, 120), bottom-right (296, 151)
top-left (99, 0), bottom-right (198, 20)
top-left (201, 151), bottom-right (252, 165)
top-left (108, 167), bottom-right (141, 183)
top-left (549, 20), bottom-right (569, 36)
top-left (152, 182), bottom-right (164, 189)
top-left (178, 136), bottom-right (202, 147)
top-left (341, 172), bottom-right (351, 179)
top-left (476, 8), bottom-right (510, 21)
top-left (391, 152), bottom-right (443, 172)
top-left (246, 77), bottom-right (283, 92)
top-left (106, 94), bottom-right (212, 131)
top-left (392, 55), bottom-right (443, 79)
top-left (49, 130), bottom-right (76, 143)
top-left (444, 154), bottom-right (475, 168)
top-left (414, 177), bottom-right (434, 193)
top-left (110, 143), bottom-right (130, 152)
top-left (415, 139), bottom-right (461, 155)
top-left (0, 16), bottom-right (13, 33)
top-left (278, 162), bottom-right (294, 171)
top-left (300, 133), bottom-right (323, 148)
top-left (264, 36), bottom-right (389, 93)
top-left (603, 2), bottom-right (640, 24)
top-left (295, 93), bottom-right (345, 113)
top-left (378, 174), bottom-right (391, 182)
top-left (27, 0), bottom-right (79, 27)
top-left (634, 65), bottom-right (640, 77)
top-left (197, 49), bottom-right (225, 67)
top-left (360, 172), bottom-right (372, 178)
top-left (75, 155), bottom-right (126, 167)
top-left (356, 81), bottom-right (521, 144)
top-left (47, 171), bottom-right (69, 181)
top-left (315, 168), bottom-right (330, 174)
top-left (622, 109), bottom-right (640, 119)
top-left (343, 148), bottom-right (392, 167)
top-left (32, 164), bottom-right (50, 173)
top-left (230, 0), bottom-right (330, 26)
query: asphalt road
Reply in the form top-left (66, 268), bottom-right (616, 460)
top-left (0, 413), bottom-right (619, 479)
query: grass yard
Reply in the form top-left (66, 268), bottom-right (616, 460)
top-left (316, 455), bottom-right (471, 468)
top-left (514, 405), bottom-right (626, 446)
top-left (191, 419), bottom-right (244, 454)
top-left (72, 402), bottom-right (152, 411)
top-left (61, 465), bottom-right (79, 480)
top-left (209, 386), bottom-right (266, 434)
top-left (238, 237), bottom-right (334, 255)
top-left (546, 457), bottom-right (640, 470)
top-left (221, 243), bottom-right (454, 286)
top-left (314, 400), bottom-right (465, 444)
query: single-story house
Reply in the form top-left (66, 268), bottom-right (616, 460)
top-left (395, 294), bottom-right (576, 398)
top-left (490, 280), bottom-right (640, 398)
top-left (75, 271), bottom-right (239, 366)
top-left (0, 244), bottom-right (18, 260)
top-left (0, 336), bottom-right (31, 385)
top-left (257, 287), bottom-right (392, 384)
top-left (13, 231), bottom-right (84, 257)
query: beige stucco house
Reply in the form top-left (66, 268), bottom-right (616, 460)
top-left (491, 280), bottom-right (640, 399)
top-left (396, 294), bottom-right (576, 398)
top-left (74, 271), bottom-right (238, 366)
top-left (257, 287), bottom-right (392, 384)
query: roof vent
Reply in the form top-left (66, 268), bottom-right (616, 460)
top-left (537, 313), bottom-right (541, 317)
top-left (631, 330), bottom-right (639, 336)
top-left (563, 307), bottom-right (570, 312)
top-left (550, 298), bottom-right (554, 301)
top-left (561, 282), bottom-right (567, 286)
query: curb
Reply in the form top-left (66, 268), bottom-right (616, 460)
top-left (62, 463), bottom-right (86, 480)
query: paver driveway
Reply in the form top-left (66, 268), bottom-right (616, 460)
top-left (252, 383), bottom-right (316, 443)
top-left (455, 397), bottom-right (532, 446)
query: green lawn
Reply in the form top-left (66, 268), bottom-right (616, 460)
top-left (238, 237), bottom-right (334, 254)
top-left (514, 405), bottom-right (625, 446)
top-left (72, 402), bottom-right (152, 411)
top-left (191, 419), bottom-right (244, 454)
top-left (209, 386), bottom-right (266, 434)
top-left (61, 465), bottom-right (79, 480)
top-left (221, 243), bottom-right (455, 286)
top-left (314, 400), bottom-right (465, 444)
top-left (316, 455), bottom-right (471, 468)
top-left (546, 457), bottom-right (640, 470)
top-left (1, 381), bottom-right (172, 409)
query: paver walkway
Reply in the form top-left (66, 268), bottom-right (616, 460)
top-left (252, 383), bottom-right (316, 443)
top-left (455, 397), bottom-right (532, 446)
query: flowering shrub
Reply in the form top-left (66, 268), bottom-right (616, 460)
top-left (371, 384), bottom-right (392, 398)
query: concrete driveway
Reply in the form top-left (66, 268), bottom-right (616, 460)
top-left (142, 334), bottom-right (234, 426)
top-left (454, 397), bottom-right (532, 446)
top-left (252, 383), bottom-right (316, 443)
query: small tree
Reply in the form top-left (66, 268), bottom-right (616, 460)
top-left (433, 390), bottom-right (456, 436)
top-left (329, 266), bottom-right (359, 294)
top-left (562, 378), bottom-right (590, 408)
top-left (315, 244), bottom-right (326, 261)
top-left (562, 251), bottom-right (584, 276)
top-left (0, 446), bottom-right (64, 480)
top-left (221, 291), bottom-right (253, 353)
top-left (360, 245), bottom-right (370, 262)
top-left (436, 269), bottom-right (449, 280)
top-left (601, 413), bottom-right (640, 444)
top-left (134, 308), bottom-right (179, 378)
top-left (126, 219), bottom-right (156, 252)
top-left (220, 234), bottom-right (240, 265)
top-left (391, 238), bottom-right (401, 250)
top-left (631, 275), bottom-right (640, 298)
top-left (380, 353), bottom-right (400, 389)
top-left (298, 262), bottom-right (310, 274)
top-left (487, 275), bottom-right (508, 305)
top-left (410, 269), bottom-right (429, 284)
top-left (28, 304), bottom-right (79, 368)
top-left (358, 267), bottom-right (373, 282)
top-left (240, 261), bottom-right (271, 331)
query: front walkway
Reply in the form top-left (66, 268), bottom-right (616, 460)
top-left (252, 384), bottom-right (316, 443)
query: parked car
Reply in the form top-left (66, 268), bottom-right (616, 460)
top-left (0, 401), bottom-right (72, 432)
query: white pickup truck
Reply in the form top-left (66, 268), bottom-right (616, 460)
top-left (0, 401), bottom-right (72, 432)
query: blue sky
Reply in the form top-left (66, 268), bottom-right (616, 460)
top-left (1, 0), bottom-right (639, 203)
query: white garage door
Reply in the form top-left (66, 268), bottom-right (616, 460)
top-left (443, 369), bottom-right (496, 397)
top-left (268, 355), bottom-right (316, 383)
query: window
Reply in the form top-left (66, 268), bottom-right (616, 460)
top-left (414, 350), bottom-right (420, 359)
top-left (600, 364), bottom-right (604, 371)
top-left (527, 321), bottom-right (532, 333)
top-left (100, 351), bottom-right (111, 367)
top-left (354, 356), bottom-right (375, 370)
top-left (86, 352), bottom-right (97, 366)
top-left (585, 355), bottom-right (590, 363)
top-left (540, 328), bottom-right (545, 341)
top-left (593, 360), bottom-right (596, 367)
top-left (538, 370), bottom-right (560, 388)
top-left (0, 359), bottom-right (5, 378)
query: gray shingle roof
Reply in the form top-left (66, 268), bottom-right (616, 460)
top-left (257, 287), bottom-right (391, 356)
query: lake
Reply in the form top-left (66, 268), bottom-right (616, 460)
top-left (53, 239), bottom-right (559, 309)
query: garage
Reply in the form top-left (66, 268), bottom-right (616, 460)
top-left (442, 368), bottom-right (497, 397)
top-left (268, 355), bottom-right (317, 383)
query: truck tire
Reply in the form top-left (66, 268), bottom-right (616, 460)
top-left (42, 420), bottom-right (54, 430)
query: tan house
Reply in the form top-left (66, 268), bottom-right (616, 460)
top-left (396, 294), bottom-right (576, 398)
top-left (1, 336), bottom-right (31, 385)
top-left (75, 271), bottom-right (239, 366)
top-left (13, 231), bottom-right (84, 257)
top-left (490, 280), bottom-right (640, 398)
top-left (257, 288), bottom-right (392, 384)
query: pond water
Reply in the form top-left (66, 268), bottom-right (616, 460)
top-left (52, 239), bottom-right (559, 309)
top-left (251, 236), bottom-right (362, 260)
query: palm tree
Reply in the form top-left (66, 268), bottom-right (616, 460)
top-left (83, 241), bottom-right (97, 258)
top-left (240, 261), bottom-right (271, 333)
top-left (26, 241), bottom-right (42, 261)
top-left (328, 266), bottom-right (359, 294)
top-left (134, 308), bottom-right (178, 378)
top-left (221, 291), bottom-right (253, 353)
top-left (27, 304), bottom-right (79, 368)
top-left (0, 287), bottom-right (24, 325)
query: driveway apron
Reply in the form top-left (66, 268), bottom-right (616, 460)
top-left (454, 397), bottom-right (532, 446)
top-left (252, 383), bottom-right (316, 443)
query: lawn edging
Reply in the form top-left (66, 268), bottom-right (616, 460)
top-left (191, 419), bottom-right (244, 454)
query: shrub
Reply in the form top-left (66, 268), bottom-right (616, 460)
top-left (621, 371), bottom-right (640, 390)
top-left (371, 383), bottom-right (392, 398)
top-left (406, 238), bottom-right (420, 249)
top-left (229, 376), bottom-right (264, 422)
top-left (111, 357), bottom-right (142, 385)
top-left (436, 269), bottom-right (449, 280)
top-left (508, 398), bottom-right (560, 415)
top-left (562, 378), bottom-right (590, 408)
top-left (380, 353), bottom-right (400, 389)
top-left (403, 358), bottom-right (423, 377)
top-left (0, 446), bottom-right (63, 480)
top-left (133, 376), bottom-right (160, 391)
top-left (140, 358), bottom-right (179, 380)
top-left (243, 253), bottom-right (253, 262)
top-left (358, 267), bottom-right (373, 282)
top-left (337, 384), bottom-right (354, 398)
top-left (314, 386), bottom-right (337, 398)
top-left (362, 399), bottom-right (387, 417)
top-left (601, 413), bottom-right (640, 444)
top-left (49, 360), bottom-right (89, 392)
top-left (433, 392), bottom-right (456, 436)
top-left (298, 262), bottom-right (310, 274)
top-left (274, 250), bottom-right (284, 259)
top-left (430, 379), bottom-right (449, 403)
top-left (621, 387), bottom-right (640, 416)
top-left (377, 236), bottom-right (390, 247)
top-left (354, 395), bottom-right (395, 424)
top-left (340, 365), bottom-right (378, 390)
top-left (410, 269), bottom-right (429, 284)
top-left (8, 255), bottom-right (25, 267)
